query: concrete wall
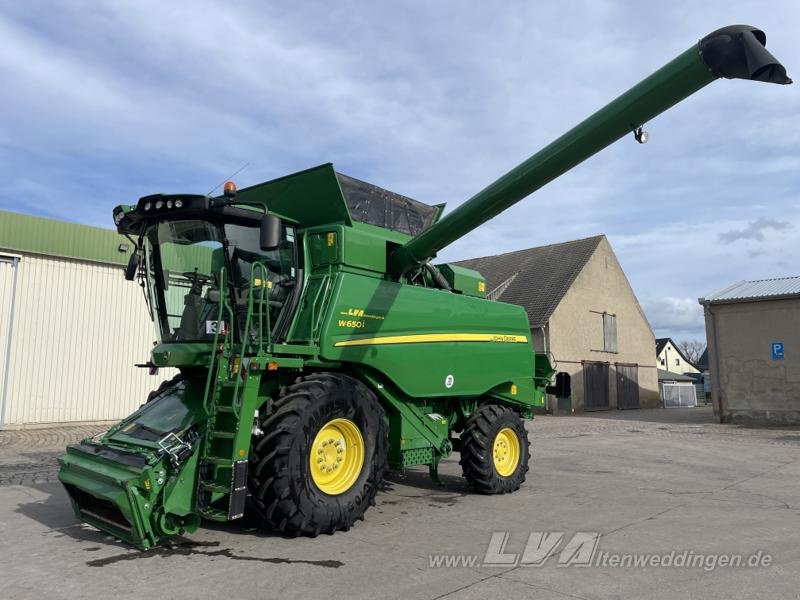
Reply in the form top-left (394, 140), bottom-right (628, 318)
top-left (0, 252), bottom-right (172, 427)
top-left (704, 298), bottom-right (800, 424)
top-left (547, 237), bottom-right (659, 411)
top-left (657, 340), bottom-right (700, 375)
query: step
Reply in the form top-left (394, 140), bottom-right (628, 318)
top-left (211, 430), bottom-right (236, 439)
top-left (204, 456), bottom-right (232, 466)
top-left (199, 481), bottom-right (229, 494)
top-left (213, 393), bottom-right (239, 409)
top-left (198, 507), bottom-right (229, 522)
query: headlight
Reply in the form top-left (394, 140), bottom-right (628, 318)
top-left (155, 200), bottom-right (164, 209)
top-left (144, 202), bottom-right (152, 211)
top-left (174, 199), bottom-right (183, 208)
top-left (166, 200), bottom-right (173, 209)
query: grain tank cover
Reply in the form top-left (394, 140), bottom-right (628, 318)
top-left (237, 164), bottom-right (354, 228)
top-left (336, 173), bottom-right (441, 236)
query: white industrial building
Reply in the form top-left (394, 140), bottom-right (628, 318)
top-left (0, 210), bottom-right (170, 428)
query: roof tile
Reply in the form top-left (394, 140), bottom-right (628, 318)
top-left (455, 235), bottom-right (603, 327)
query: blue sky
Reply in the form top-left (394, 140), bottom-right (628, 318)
top-left (1, 2), bottom-right (798, 342)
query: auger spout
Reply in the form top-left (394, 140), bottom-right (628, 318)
top-left (390, 25), bottom-right (790, 275)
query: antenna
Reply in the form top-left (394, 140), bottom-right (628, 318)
top-left (206, 162), bottom-right (250, 196)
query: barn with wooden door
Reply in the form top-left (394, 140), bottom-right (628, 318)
top-left (457, 235), bottom-right (659, 412)
top-left (0, 210), bottom-right (170, 428)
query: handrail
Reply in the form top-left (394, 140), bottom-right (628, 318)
top-left (202, 264), bottom-right (274, 418)
top-left (202, 267), bottom-right (229, 416)
top-left (230, 262), bottom-right (272, 415)
top-left (246, 262), bottom-right (272, 357)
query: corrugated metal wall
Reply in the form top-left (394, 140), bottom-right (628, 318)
top-left (1, 252), bottom-right (173, 426)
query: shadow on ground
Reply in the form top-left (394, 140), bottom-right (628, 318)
top-left (14, 482), bottom-right (135, 548)
top-left (576, 406), bottom-right (718, 425)
top-left (575, 406), bottom-right (800, 431)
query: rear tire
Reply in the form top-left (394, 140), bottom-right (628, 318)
top-left (460, 404), bottom-right (529, 494)
top-left (248, 373), bottom-right (387, 536)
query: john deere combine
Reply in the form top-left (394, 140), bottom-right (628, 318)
top-left (59, 26), bottom-right (789, 549)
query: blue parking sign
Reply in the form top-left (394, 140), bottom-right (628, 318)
top-left (771, 342), bottom-right (785, 360)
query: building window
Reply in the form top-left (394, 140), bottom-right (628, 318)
top-left (675, 358), bottom-right (680, 366)
top-left (603, 312), bottom-right (617, 353)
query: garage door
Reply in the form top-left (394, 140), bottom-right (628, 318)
top-left (616, 364), bottom-right (640, 410)
top-left (583, 362), bottom-right (609, 411)
top-left (0, 256), bottom-right (19, 427)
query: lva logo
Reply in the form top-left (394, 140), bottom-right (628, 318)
top-left (482, 531), bottom-right (600, 567)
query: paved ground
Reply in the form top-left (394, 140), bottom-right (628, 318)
top-left (0, 424), bottom-right (103, 486)
top-left (1, 407), bottom-right (799, 599)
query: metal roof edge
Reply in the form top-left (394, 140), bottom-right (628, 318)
top-left (701, 280), bottom-right (747, 302)
top-left (0, 209), bottom-right (131, 266)
top-left (0, 245), bottom-right (127, 267)
top-left (700, 292), bottom-right (800, 306)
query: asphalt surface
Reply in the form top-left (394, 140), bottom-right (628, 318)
top-left (1, 407), bottom-right (799, 599)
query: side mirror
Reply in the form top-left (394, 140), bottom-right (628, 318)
top-left (260, 214), bottom-right (282, 250)
top-left (124, 252), bottom-right (139, 281)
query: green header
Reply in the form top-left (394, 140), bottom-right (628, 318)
top-left (0, 209), bottom-right (131, 266)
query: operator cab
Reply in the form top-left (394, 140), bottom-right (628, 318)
top-left (114, 193), bottom-right (298, 347)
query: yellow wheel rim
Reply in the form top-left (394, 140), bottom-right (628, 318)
top-left (309, 418), bottom-right (365, 495)
top-left (493, 427), bottom-right (521, 477)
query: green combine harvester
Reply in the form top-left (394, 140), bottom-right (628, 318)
top-left (59, 26), bottom-right (790, 550)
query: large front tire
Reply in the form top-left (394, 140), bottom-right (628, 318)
top-left (460, 404), bottom-right (530, 494)
top-left (248, 373), bottom-right (387, 536)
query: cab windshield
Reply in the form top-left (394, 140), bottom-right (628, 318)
top-left (144, 219), bottom-right (295, 343)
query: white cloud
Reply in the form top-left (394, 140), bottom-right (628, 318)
top-left (0, 1), bottom-right (798, 338)
top-left (718, 218), bottom-right (793, 244)
top-left (644, 297), bottom-right (706, 340)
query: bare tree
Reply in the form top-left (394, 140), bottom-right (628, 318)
top-left (677, 340), bottom-right (705, 365)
